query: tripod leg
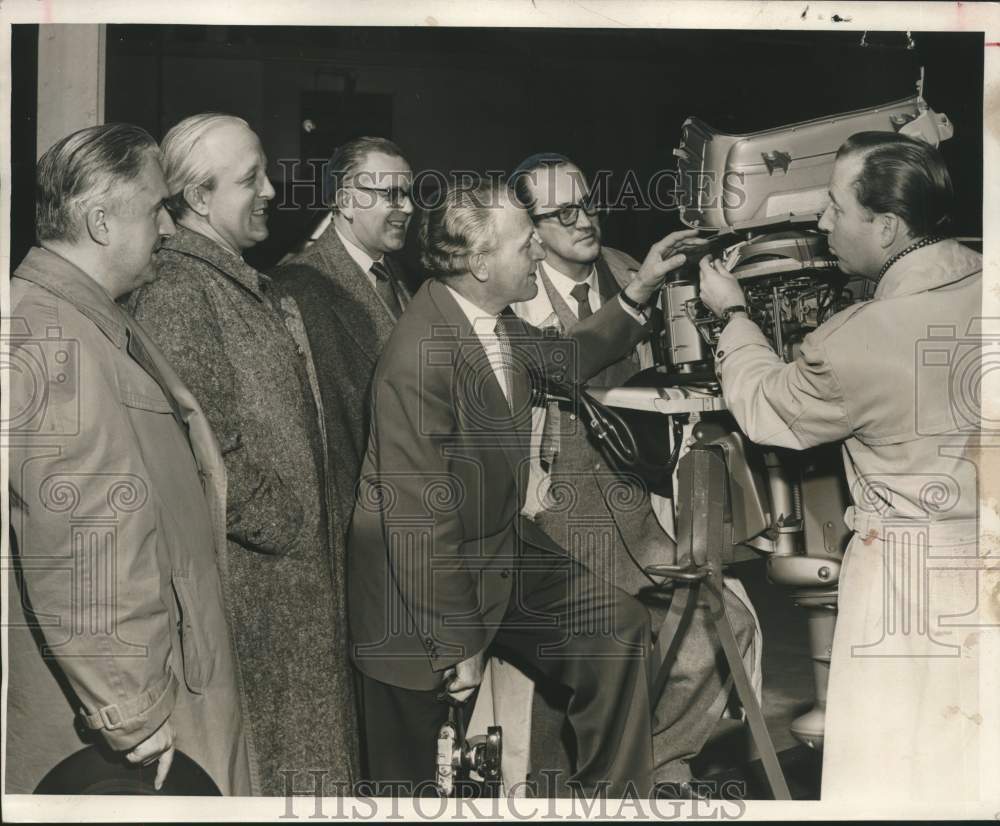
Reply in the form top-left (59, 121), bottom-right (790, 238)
top-left (703, 576), bottom-right (791, 800)
top-left (649, 582), bottom-right (699, 707)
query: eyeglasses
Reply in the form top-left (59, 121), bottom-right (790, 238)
top-left (533, 201), bottom-right (601, 228)
top-left (347, 183), bottom-right (413, 209)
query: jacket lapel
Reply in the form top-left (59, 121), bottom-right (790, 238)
top-left (594, 254), bottom-right (621, 304)
top-left (310, 227), bottom-right (398, 363)
top-left (426, 281), bottom-right (528, 480)
top-left (538, 264), bottom-right (577, 332)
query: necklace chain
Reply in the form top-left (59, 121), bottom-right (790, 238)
top-left (877, 236), bottom-right (943, 280)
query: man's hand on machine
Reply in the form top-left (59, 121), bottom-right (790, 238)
top-left (624, 229), bottom-right (710, 306)
top-left (442, 650), bottom-right (487, 704)
top-left (698, 255), bottom-right (747, 318)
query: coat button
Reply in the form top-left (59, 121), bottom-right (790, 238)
top-left (716, 349), bottom-right (725, 359)
top-left (500, 569), bottom-right (510, 579)
top-left (569, 414), bottom-right (576, 421)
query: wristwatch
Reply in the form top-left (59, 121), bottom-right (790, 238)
top-left (619, 289), bottom-right (648, 314)
top-left (721, 304), bottom-right (749, 324)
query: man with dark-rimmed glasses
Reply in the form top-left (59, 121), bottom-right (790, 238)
top-left (505, 152), bottom-right (760, 798)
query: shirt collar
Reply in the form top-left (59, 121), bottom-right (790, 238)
top-left (445, 284), bottom-right (501, 336)
top-left (13, 246), bottom-right (129, 349)
top-left (335, 226), bottom-right (383, 275)
top-left (874, 238), bottom-right (983, 300)
top-left (540, 261), bottom-right (596, 303)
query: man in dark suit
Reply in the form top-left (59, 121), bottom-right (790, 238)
top-left (509, 153), bottom-right (760, 795)
top-left (271, 136), bottom-right (413, 531)
top-left (269, 141), bottom-right (414, 770)
top-left (348, 178), bottom-right (705, 797)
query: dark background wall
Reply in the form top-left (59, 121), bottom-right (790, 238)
top-left (12, 25), bottom-right (985, 273)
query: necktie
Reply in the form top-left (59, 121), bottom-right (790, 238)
top-left (370, 260), bottom-right (403, 318)
top-left (493, 316), bottom-right (514, 408)
top-left (569, 281), bottom-right (593, 320)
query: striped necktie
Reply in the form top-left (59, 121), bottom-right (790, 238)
top-left (370, 259), bottom-right (403, 317)
top-left (493, 316), bottom-right (514, 408)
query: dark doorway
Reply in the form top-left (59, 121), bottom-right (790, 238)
top-left (249, 89), bottom-right (393, 270)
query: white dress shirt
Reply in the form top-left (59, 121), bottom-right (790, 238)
top-left (445, 285), bottom-right (512, 404)
top-left (336, 227), bottom-right (384, 289)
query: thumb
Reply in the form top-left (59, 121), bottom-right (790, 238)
top-left (153, 746), bottom-right (175, 791)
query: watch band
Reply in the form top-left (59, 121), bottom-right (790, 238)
top-left (619, 290), bottom-right (648, 313)
top-left (722, 304), bottom-right (748, 324)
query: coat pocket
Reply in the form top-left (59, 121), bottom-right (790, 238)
top-left (171, 574), bottom-right (218, 694)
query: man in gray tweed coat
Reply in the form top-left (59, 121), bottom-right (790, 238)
top-left (129, 113), bottom-right (358, 795)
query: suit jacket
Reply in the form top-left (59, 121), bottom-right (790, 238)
top-left (512, 248), bottom-right (672, 594)
top-left (348, 277), bottom-right (649, 690)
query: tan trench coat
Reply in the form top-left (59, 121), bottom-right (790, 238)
top-left (5, 247), bottom-right (255, 795)
top-left (715, 238), bottom-right (998, 804)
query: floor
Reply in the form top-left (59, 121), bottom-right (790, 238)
top-left (526, 557), bottom-right (826, 800)
top-left (692, 558), bottom-right (823, 800)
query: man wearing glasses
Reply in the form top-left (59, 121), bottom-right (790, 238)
top-left (505, 153), bottom-right (759, 798)
top-left (270, 137), bottom-right (416, 775)
top-left (273, 135), bottom-right (415, 526)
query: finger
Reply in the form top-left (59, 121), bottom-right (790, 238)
top-left (674, 236), bottom-right (712, 249)
top-left (154, 746), bottom-right (175, 791)
top-left (648, 230), bottom-right (696, 257)
top-left (126, 742), bottom-right (151, 764)
top-left (654, 253), bottom-right (687, 274)
top-left (447, 686), bottom-right (476, 703)
top-left (663, 228), bottom-right (701, 242)
top-left (699, 256), bottom-right (720, 276)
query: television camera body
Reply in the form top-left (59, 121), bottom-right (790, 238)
top-left (590, 73), bottom-right (957, 753)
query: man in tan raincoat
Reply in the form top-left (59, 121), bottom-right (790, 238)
top-left (699, 130), bottom-right (997, 804)
top-left (6, 123), bottom-right (254, 795)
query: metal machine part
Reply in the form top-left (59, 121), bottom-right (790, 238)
top-left (435, 702), bottom-right (502, 797)
top-left (660, 229), bottom-right (859, 373)
top-left (672, 71), bottom-right (952, 233)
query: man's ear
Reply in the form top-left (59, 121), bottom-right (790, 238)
top-left (876, 212), bottom-right (904, 249)
top-left (468, 251), bottom-right (489, 283)
top-left (85, 206), bottom-right (111, 247)
top-left (183, 183), bottom-right (211, 218)
top-left (335, 187), bottom-right (355, 222)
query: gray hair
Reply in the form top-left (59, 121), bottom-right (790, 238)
top-left (35, 123), bottom-right (158, 243)
top-left (419, 181), bottom-right (509, 280)
top-left (160, 113), bottom-right (250, 220)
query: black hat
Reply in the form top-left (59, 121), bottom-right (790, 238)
top-left (34, 746), bottom-right (221, 795)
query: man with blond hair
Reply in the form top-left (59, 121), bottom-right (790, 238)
top-left (130, 113), bottom-right (358, 795)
